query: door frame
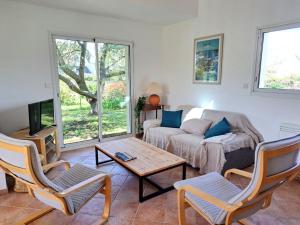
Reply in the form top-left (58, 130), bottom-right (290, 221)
top-left (95, 38), bottom-right (134, 140)
top-left (49, 33), bottom-right (135, 149)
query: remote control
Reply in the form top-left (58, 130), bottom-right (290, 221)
top-left (115, 152), bottom-right (130, 161)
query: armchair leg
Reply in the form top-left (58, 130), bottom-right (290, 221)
top-left (16, 207), bottom-right (54, 225)
top-left (178, 189), bottom-right (187, 225)
top-left (94, 176), bottom-right (111, 225)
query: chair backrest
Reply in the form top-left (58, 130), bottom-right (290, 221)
top-left (0, 133), bottom-right (68, 212)
top-left (227, 134), bottom-right (300, 222)
top-left (0, 133), bottom-right (46, 186)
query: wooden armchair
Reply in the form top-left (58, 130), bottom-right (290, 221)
top-left (174, 134), bottom-right (300, 225)
top-left (0, 133), bottom-right (111, 225)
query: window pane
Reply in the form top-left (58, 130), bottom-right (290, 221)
top-left (259, 27), bottom-right (300, 90)
top-left (97, 43), bottom-right (131, 138)
top-left (55, 39), bottom-right (98, 144)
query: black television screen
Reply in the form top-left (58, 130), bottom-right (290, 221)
top-left (28, 99), bottom-right (54, 135)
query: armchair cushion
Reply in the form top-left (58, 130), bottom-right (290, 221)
top-left (174, 172), bottom-right (242, 224)
top-left (52, 164), bottom-right (106, 214)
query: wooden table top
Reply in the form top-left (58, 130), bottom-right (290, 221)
top-left (95, 137), bottom-right (186, 177)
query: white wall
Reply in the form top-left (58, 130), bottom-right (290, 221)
top-left (161, 0), bottom-right (300, 141)
top-left (0, 0), bottom-right (162, 134)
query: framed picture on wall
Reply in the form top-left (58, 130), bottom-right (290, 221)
top-left (193, 33), bottom-right (224, 84)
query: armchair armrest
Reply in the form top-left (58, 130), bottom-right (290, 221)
top-left (143, 119), bottom-right (161, 130)
top-left (43, 160), bottom-right (71, 172)
top-left (179, 185), bottom-right (240, 212)
top-left (224, 169), bottom-right (252, 179)
top-left (143, 119), bottom-right (162, 140)
top-left (56, 173), bottom-right (108, 197)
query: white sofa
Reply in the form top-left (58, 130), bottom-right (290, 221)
top-left (143, 106), bottom-right (264, 174)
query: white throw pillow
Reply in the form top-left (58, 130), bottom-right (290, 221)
top-left (180, 118), bottom-right (212, 136)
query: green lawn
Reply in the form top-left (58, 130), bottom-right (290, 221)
top-left (61, 104), bottom-right (128, 143)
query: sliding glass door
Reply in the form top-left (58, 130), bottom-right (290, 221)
top-left (53, 36), bottom-right (132, 145)
top-left (97, 43), bottom-right (131, 138)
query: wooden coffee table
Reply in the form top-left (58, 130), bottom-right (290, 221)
top-left (95, 137), bottom-right (186, 202)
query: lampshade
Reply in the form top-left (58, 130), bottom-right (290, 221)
top-left (146, 82), bottom-right (162, 95)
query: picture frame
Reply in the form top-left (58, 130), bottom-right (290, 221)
top-left (193, 33), bottom-right (224, 84)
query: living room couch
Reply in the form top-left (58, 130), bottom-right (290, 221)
top-left (143, 106), bottom-right (264, 174)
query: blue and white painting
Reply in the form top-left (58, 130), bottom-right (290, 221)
top-left (193, 34), bottom-right (223, 84)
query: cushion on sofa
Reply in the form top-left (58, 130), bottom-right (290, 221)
top-left (161, 110), bottom-right (183, 128)
top-left (180, 119), bottom-right (212, 136)
top-left (204, 117), bottom-right (230, 139)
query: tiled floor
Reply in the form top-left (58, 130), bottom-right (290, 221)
top-left (0, 146), bottom-right (300, 225)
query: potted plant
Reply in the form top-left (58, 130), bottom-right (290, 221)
top-left (134, 96), bottom-right (146, 135)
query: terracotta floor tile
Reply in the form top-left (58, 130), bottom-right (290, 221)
top-left (132, 218), bottom-right (163, 225)
top-left (110, 199), bottom-right (139, 220)
top-left (72, 213), bottom-right (100, 225)
top-left (79, 196), bottom-right (105, 216)
top-left (96, 163), bottom-right (116, 173)
top-left (135, 196), bottom-right (166, 223)
top-left (115, 176), bottom-right (140, 202)
top-left (122, 175), bottom-right (139, 187)
top-left (116, 185), bottom-right (139, 202)
top-left (112, 174), bottom-right (128, 186)
top-left (250, 212), bottom-right (283, 225)
top-left (30, 210), bottom-right (75, 225)
top-left (0, 206), bottom-right (38, 225)
top-left (106, 216), bottom-right (133, 225)
top-left (25, 198), bottom-right (49, 210)
top-left (184, 207), bottom-right (210, 225)
top-left (0, 192), bottom-right (35, 208)
top-left (285, 218), bottom-right (300, 225)
top-left (111, 184), bottom-right (122, 197)
top-left (111, 165), bottom-right (131, 175)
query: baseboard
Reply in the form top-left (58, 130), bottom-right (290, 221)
top-left (0, 188), bottom-right (8, 195)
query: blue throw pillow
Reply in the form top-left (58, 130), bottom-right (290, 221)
top-left (161, 110), bottom-right (183, 128)
top-left (204, 117), bottom-right (231, 139)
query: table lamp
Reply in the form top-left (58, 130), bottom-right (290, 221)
top-left (146, 82), bottom-right (162, 107)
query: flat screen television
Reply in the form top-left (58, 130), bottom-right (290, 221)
top-left (28, 99), bottom-right (55, 135)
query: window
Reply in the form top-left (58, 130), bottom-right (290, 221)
top-left (254, 23), bottom-right (300, 94)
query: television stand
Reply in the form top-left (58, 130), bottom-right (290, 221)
top-left (11, 126), bottom-right (61, 166)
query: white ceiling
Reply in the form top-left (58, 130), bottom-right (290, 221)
top-left (15, 0), bottom-right (199, 25)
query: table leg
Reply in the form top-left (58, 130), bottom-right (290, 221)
top-left (182, 163), bottom-right (186, 180)
top-left (95, 148), bottom-right (99, 165)
top-left (138, 163), bottom-right (186, 202)
top-left (95, 148), bottom-right (114, 165)
top-left (139, 176), bottom-right (144, 202)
